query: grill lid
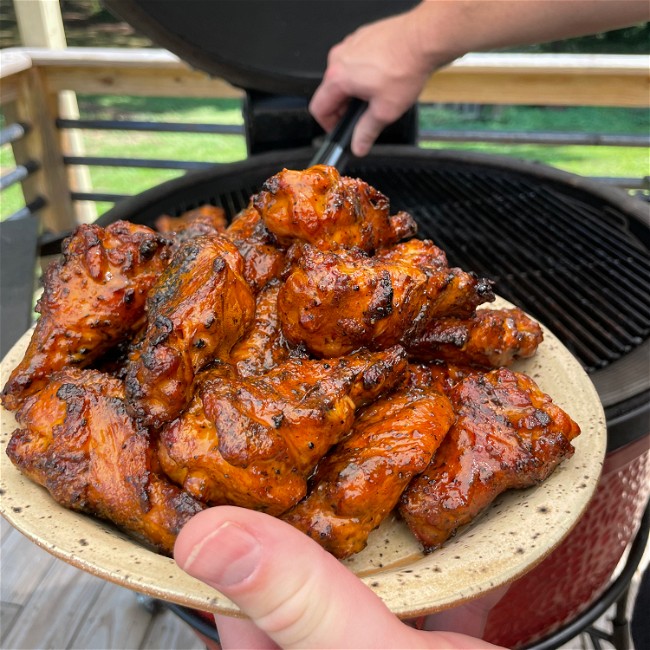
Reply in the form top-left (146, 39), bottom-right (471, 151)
top-left (103, 0), bottom-right (418, 96)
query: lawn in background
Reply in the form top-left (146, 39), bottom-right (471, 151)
top-left (1, 99), bottom-right (648, 220)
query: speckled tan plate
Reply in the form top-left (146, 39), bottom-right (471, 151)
top-left (0, 297), bottom-right (606, 618)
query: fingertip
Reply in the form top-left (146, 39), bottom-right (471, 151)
top-left (173, 506), bottom-right (408, 649)
top-left (351, 112), bottom-right (384, 157)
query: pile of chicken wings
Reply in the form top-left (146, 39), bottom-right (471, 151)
top-left (1, 165), bottom-right (580, 560)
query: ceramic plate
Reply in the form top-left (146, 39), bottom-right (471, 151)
top-left (0, 297), bottom-right (606, 618)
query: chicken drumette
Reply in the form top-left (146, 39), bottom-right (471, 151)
top-left (158, 346), bottom-right (408, 515)
top-left (6, 368), bottom-right (204, 555)
top-left (400, 367), bottom-right (581, 551)
top-left (1, 221), bottom-right (173, 412)
top-left (404, 307), bottom-right (543, 367)
top-left (282, 384), bottom-right (455, 558)
top-left (125, 234), bottom-right (255, 428)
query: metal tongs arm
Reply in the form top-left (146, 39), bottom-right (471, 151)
top-left (309, 98), bottom-right (368, 168)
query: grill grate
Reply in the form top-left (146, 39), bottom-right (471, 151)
top-left (346, 164), bottom-right (650, 375)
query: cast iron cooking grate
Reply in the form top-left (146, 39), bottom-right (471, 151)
top-left (344, 163), bottom-right (650, 375)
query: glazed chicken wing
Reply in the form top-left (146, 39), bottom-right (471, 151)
top-left (125, 234), bottom-right (255, 428)
top-left (6, 368), bottom-right (204, 555)
top-left (224, 206), bottom-right (287, 293)
top-left (155, 205), bottom-right (228, 244)
top-left (229, 280), bottom-right (306, 377)
top-left (399, 367), bottom-right (581, 551)
top-left (378, 240), bottom-right (495, 320)
top-left (404, 307), bottom-right (543, 367)
top-left (158, 346), bottom-right (408, 515)
top-left (278, 242), bottom-right (494, 358)
top-left (253, 165), bottom-right (417, 252)
top-left (1, 221), bottom-right (172, 412)
top-left (282, 385), bottom-right (455, 558)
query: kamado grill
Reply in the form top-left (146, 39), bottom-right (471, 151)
top-left (95, 1), bottom-right (650, 647)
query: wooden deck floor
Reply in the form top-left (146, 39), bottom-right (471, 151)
top-left (0, 516), bottom-right (205, 650)
top-left (1, 512), bottom-right (647, 650)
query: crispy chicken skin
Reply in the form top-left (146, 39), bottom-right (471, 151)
top-left (6, 368), bottom-right (203, 555)
top-left (282, 385), bottom-right (455, 558)
top-left (399, 368), bottom-right (581, 551)
top-left (405, 307), bottom-right (543, 367)
top-left (125, 234), bottom-right (255, 428)
top-left (253, 165), bottom-right (417, 252)
top-left (1, 221), bottom-right (172, 412)
top-left (230, 280), bottom-right (307, 377)
top-left (224, 206), bottom-right (287, 293)
top-left (155, 205), bottom-right (228, 243)
top-left (158, 346), bottom-right (408, 515)
top-left (277, 241), bottom-right (494, 358)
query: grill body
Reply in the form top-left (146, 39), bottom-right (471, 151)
top-left (99, 147), bottom-right (650, 647)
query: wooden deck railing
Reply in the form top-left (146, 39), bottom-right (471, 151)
top-left (1, 46), bottom-right (649, 234)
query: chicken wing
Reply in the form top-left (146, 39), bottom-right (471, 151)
top-left (6, 368), bottom-right (204, 555)
top-left (229, 280), bottom-right (306, 377)
top-left (1, 221), bottom-right (172, 412)
top-left (378, 240), bottom-right (495, 320)
top-left (125, 234), bottom-right (255, 428)
top-left (282, 385), bottom-right (455, 558)
top-left (158, 346), bottom-right (408, 515)
top-left (224, 206), bottom-right (287, 293)
top-left (155, 204), bottom-right (228, 243)
top-left (253, 165), bottom-right (417, 252)
top-left (404, 307), bottom-right (543, 367)
top-left (278, 243), bottom-right (494, 358)
top-left (399, 367), bottom-right (581, 551)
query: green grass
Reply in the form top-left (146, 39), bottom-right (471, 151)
top-left (419, 105), bottom-right (649, 134)
top-left (2, 99), bottom-right (648, 220)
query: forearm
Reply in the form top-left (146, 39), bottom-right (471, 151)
top-left (411, 0), bottom-right (650, 66)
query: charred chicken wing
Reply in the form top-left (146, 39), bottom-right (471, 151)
top-left (405, 307), bottom-right (543, 367)
top-left (125, 234), bottom-right (255, 428)
top-left (278, 242), bottom-right (494, 358)
top-left (6, 368), bottom-right (204, 555)
top-left (377, 240), bottom-right (495, 320)
top-left (282, 385), bottom-right (455, 558)
top-left (158, 346), bottom-right (408, 515)
top-left (399, 367), bottom-right (581, 551)
top-left (1, 221), bottom-right (172, 412)
top-left (253, 165), bottom-right (417, 252)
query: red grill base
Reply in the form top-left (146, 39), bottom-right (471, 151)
top-left (483, 435), bottom-right (650, 648)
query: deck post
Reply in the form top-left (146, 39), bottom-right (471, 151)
top-left (5, 67), bottom-right (78, 233)
top-left (13, 0), bottom-right (97, 225)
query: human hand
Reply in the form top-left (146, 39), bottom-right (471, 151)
top-left (309, 10), bottom-right (438, 159)
top-left (175, 505), bottom-right (503, 649)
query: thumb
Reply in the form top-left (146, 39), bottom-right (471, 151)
top-left (174, 506), bottom-right (416, 649)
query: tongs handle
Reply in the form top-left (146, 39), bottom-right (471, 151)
top-left (309, 98), bottom-right (368, 168)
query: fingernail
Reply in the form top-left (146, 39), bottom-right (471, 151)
top-left (181, 522), bottom-right (262, 587)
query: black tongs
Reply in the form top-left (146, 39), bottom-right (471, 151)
top-left (309, 98), bottom-right (368, 169)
